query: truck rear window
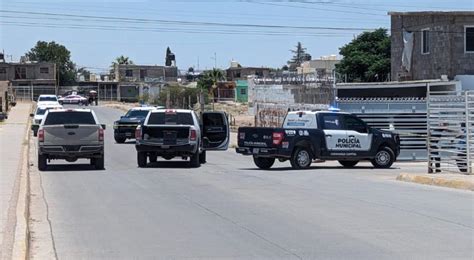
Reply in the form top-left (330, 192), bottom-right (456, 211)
top-left (38, 96), bottom-right (57, 102)
top-left (148, 112), bottom-right (194, 125)
top-left (44, 112), bottom-right (96, 125)
top-left (126, 110), bottom-right (150, 118)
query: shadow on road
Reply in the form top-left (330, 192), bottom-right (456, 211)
top-left (41, 164), bottom-right (106, 172)
top-left (142, 161), bottom-right (195, 169)
top-left (239, 166), bottom-right (396, 171)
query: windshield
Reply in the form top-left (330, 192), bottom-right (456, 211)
top-left (125, 110), bottom-right (150, 118)
top-left (36, 108), bottom-right (48, 116)
top-left (38, 96), bottom-right (57, 102)
top-left (148, 112), bottom-right (194, 125)
top-left (44, 112), bottom-right (96, 125)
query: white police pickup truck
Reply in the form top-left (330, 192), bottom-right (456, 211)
top-left (236, 111), bottom-right (400, 170)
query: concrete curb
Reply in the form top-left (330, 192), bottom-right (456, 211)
top-left (396, 173), bottom-right (474, 191)
top-left (11, 104), bottom-right (32, 260)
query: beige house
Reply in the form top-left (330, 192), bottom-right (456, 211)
top-left (297, 55), bottom-right (339, 78)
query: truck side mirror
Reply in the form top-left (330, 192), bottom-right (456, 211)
top-left (29, 113), bottom-right (34, 117)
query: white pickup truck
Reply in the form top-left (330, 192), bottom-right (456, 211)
top-left (37, 109), bottom-right (106, 171)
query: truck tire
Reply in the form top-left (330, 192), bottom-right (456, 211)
top-left (371, 146), bottom-right (395, 169)
top-left (253, 156), bottom-right (275, 169)
top-left (199, 151), bottom-right (207, 164)
top-left (338, 160), bottom-right (359, 168)
top-left (149, 153), bottom-right (158, 163)
top-left (33, 129), bottom-right (38, 137)
top-left (190, 152), bottom-right (201, 168)
top-left (94, 155), bottom-right (105, 170)
top-left (114, 137), bottom-right (126, 144)
top-left (137, 152), bottom-right (147, 168)
top-left (290, 146), bottom-right (312, 169)
top-left (38, 154), bottom-right (47, 171)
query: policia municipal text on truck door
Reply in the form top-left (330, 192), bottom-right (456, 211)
top-left (236, 111), bottom-right (400, 170)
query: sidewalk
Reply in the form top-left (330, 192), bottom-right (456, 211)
top-left (397, 172), bottom-right (474, 191)
top-left (0, 102), bottom-right (31, 259)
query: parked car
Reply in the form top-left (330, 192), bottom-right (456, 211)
top-left (135, 109), bottom-right (229, 168)
top-left (30, 103), bottom-right (63, 136)
top-left (37, 108), bottom-right (106, 171)
top-left (58, 95), bottom-right (89, 105)
top-left (36, 94), bottom-right (60, 106)
top-left (236, 111), bottom-right (400, 170)
top-left (113, 106), bottom-right (162, 143)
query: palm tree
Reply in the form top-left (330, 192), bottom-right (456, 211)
top-left (109, 55), bottom-right (134, 79)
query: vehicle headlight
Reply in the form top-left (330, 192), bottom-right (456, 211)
top-left (113, 122), bottom-right (119, 129)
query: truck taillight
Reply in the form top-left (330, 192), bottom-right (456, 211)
top-left (38, 129), bottom-right (44, 142)
top-left (135, 128), bottom-right (142, 140)
top-left (189, 129), bottom-right (197, 141)
top-left (273, 132), bottom-right (284, 145)
top-left (98, 128), bottom-right (104, 141)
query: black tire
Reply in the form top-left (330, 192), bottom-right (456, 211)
top-left (371, 146), bottom-right (395, 169)
top-left (90, 158), bottom-right (95, 165)
top-left (137, 152), bottom-right (147, 168)
top-left (338, 160), bottom-right (359, 168)
top-left (114, 137), bottom-right (126, 143)
top-left (94, 155), bottom-right (105, 170)
top-left (253, 156), bottom-right (275, 169)
top-left (38, 154), bottom-right (47, 171)
top-left (199, 151), bottom-right (207, 164)
top-left (190, 151), bottom-right (201, 168)
top-left (149, 154), bottom-right (158, 163)
top-left (290, 146), bottom-right (312, 169)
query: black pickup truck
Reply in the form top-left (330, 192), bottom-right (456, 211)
top-left (236, 111), bottom-right (400, 170)
top-left (135, 109), bottom-right (229, 168)
top-left (113, 106), bottom-right (159, 143)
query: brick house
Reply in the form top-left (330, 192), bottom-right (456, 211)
top-left (389, 11), bottom-right (474, 81)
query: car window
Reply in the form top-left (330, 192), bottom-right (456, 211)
top-left (343, 115), bottom-right (368, 133)
top-left (203, 113), bottom-right (225, 126)
top-left (38, 96), bottom-right (57, 102)
top-left (126, 110), bottom-right (150, 118)
top-left (321, 114), bottom-right (342, 130)
top-left (44, 112), bottom-right (96, 125)
top-left (36, 108), bottom-right (48, 115)
top-left (148, 112), bottom-right (194, 125)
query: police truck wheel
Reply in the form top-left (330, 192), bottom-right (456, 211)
top-left (94, 155), bottom-right (105, 170)
top-left (291, 146), bottom-right (312, 169)
top-left (149, 154), bottom-right (157, 163)
top-left (114, 137), bottom-right (126, 143)
top-left (338, 160), bottom-right (359, 168)
top-left (199, 151), bottom-right (207, 164)
top-left (190, 152), bottom-right (201, 168)
top-left (137, 152), bottom-right (147, 168)
top-left (253, 156), bottom-right (275, 169)
top-left (38, 154), bottom-right (47, 171)
top-left (371, 146), bottom-right (395, 169)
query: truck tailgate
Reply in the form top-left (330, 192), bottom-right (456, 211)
top-left (142, 125), bottom-right (190, 145)
top-left (238, 127), bottom-right (277, 148)
top-left (42, 125), bottom-right (100, 146)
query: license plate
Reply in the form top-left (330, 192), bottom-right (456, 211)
top-left (125, 133), bottom-right (132, 137)
top-left (252, 148), bottom-right (260, 154)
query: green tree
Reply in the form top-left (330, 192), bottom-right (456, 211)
top-left (197, 68), bottom-right (225, 93)
top-left (26, 41), bottom-right (76, 85)
top-left (335, 28), bottom-right (391, 82)
top-left (287, 42), bottom-right (312, 71)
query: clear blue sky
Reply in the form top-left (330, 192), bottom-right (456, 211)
top-left (0, 0), bottom-right (472, 73)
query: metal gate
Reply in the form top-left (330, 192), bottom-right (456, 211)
top-left (427, 90), bottom-right (473, 174)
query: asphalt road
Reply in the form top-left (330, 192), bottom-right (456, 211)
top-left (29, 105), bottom-right (473, 259)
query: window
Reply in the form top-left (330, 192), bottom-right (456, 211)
top-left (321, 114), bottom-right (342, 130)
top-left (140, 69), bottom-right (147, 80)
top-left (38, 96), bottom-right (58, 102)
top-left (240, 88), bottom-right (247, 95)
top-left (125, 69), bottom-right (133, 77)
top-left (40, 67), bottom-right (49, 74)
top-left (44, 112), bottom-right (96, 125)
top-left (148, 112), bottom-right (194, 125)
top-left (465, 26), bottom-right (474, 53)
top-left (15, 67), bottom-right (27, 79)
top-left (421, 28), bottom-right (430, 54)
top-left (343, 115), bottom-right (368, 133)
top-left (0, 68), bottom-right (6, 74)
top-left (125, 109), bottom-right (150, 118)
